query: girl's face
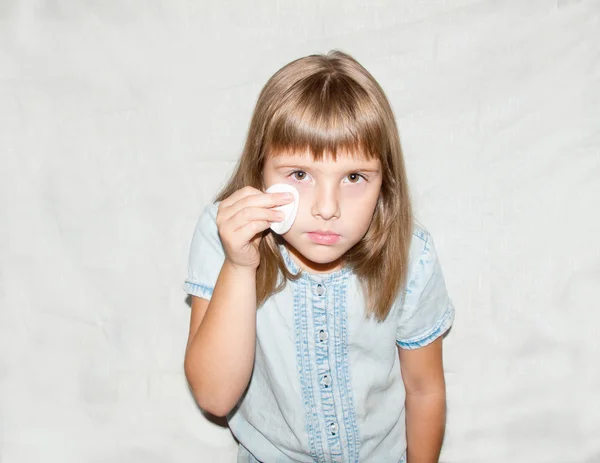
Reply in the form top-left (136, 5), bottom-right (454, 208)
top-left (263, 149), bottom-right (383, 273)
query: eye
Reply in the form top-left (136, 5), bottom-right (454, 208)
top-left (290, 170), bottom-right (308, 182)
top-left (345, 173), bottom-right (365, 184)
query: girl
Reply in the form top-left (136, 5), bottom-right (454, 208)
top-left (183, 50), bottom-right (455, 463)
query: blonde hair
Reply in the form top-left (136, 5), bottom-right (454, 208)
top-left (215, 50), bottom-right (413, 321)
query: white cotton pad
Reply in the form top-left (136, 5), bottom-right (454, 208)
top-left (266, 183), bottom-right (299, 235)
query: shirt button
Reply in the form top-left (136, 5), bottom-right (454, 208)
top-left (322, 374), bottom-right (331, 387)
top-left (329, 422), bottom-right (338, 435)
top-left (315, 283), bottom-right (325, 296)
top-left (318, 329), bottom-right (328, 342)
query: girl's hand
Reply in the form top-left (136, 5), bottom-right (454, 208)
top-left (216, 186), bottom-right (293, 270)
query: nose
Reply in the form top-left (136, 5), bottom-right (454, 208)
top-left (311, 183), bottom-right (340, 221)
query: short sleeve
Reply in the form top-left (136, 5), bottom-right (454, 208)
top-left (182, 202), bottom-right (225, 300)
top-left (396, 230), bottom-right (455, 349)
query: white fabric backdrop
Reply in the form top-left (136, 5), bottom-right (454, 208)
top-left (1, 1), bottom-right (599, 462)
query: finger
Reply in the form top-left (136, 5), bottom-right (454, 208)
top-left (223, 191), bottom-right (294, 221)
top-left (234, 220), bottom-right (272, 243)
top-left (219, 186), bottom-right (263, 210)
top-left (227, 207), bottom-right (284, 233)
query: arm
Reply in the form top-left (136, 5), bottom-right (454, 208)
top-left (399, 336), bottom-right (447, 463)
top-left (183, 187), bottom-right (293, 417)
top-left (184, 261), bottom-right (257, 417)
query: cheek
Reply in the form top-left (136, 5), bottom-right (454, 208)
top-left (342, 184), bottom-right (379, 206)
top-left (344, 185), bottom-right (367, 200)
top-left (293, 185), bottom-right (313, 210)
top-left (342, 188), bottom-right (379, 221)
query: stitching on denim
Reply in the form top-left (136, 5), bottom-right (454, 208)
top-left (404, 230), bottom-right (432, 298)
top-left (281, 244), bottom-right (301, 274)
top-left (294, 277), bottom-right (325, 461)
top-left (312, 277), bottom-right (343, 462)
top-left (412, 222), bottom-right (428, 243)
top-left (334, 272), bottom-right (360, 462)
top-left (183, 280), bottom-right (213, 298)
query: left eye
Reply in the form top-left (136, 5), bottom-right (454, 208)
top-left (345, 173), bottom-right (365, 183)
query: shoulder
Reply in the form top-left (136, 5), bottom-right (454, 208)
top-left (201, 201), bottom-right (221, 222)
top-left (403, 219), bottom-right (446, 297)
top-left (189, 201), bottom-right (224, 254)
top-left (184, 202), bottom-right (225, 299)
top-left (193, 201), bottom-right (221, 234)
top-left (408, 219), bottom-right (433, 262)
top-left (396, 219), bottom-right (455, 348)
top-left (411, 218), bottom-right (430, 243)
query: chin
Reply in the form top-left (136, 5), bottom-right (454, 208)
top-left (295, 243), bottom-right (345, 263)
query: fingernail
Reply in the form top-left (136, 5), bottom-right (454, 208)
top-left (283, 193), bottom-right (293, 200)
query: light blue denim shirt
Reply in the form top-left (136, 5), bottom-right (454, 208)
top-left (183, 203), bottom-right (455, 463)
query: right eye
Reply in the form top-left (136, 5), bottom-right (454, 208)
top-left (290, 170), bottom-right (308, 182)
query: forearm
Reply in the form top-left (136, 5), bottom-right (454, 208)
top-left (405, 391), bottom-right (446, 463)
top-left (184, 260), bottom-right (257, 416)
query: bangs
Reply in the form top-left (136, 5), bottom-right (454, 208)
top-left (263, 73), bottom-right (388, 162)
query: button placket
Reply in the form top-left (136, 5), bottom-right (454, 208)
top-left (309, 274), bottom-right (344, 459)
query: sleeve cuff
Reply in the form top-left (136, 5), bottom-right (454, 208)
top-left (183, 280), bottom-right (214, 300)
top-left (396, 300), bottom-right (455, 350)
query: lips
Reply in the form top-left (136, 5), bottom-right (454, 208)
top-left (307, 231), bottom-right (341, 245)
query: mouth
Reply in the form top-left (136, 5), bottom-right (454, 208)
top-left (307, 231), bottom-right (341, 245)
